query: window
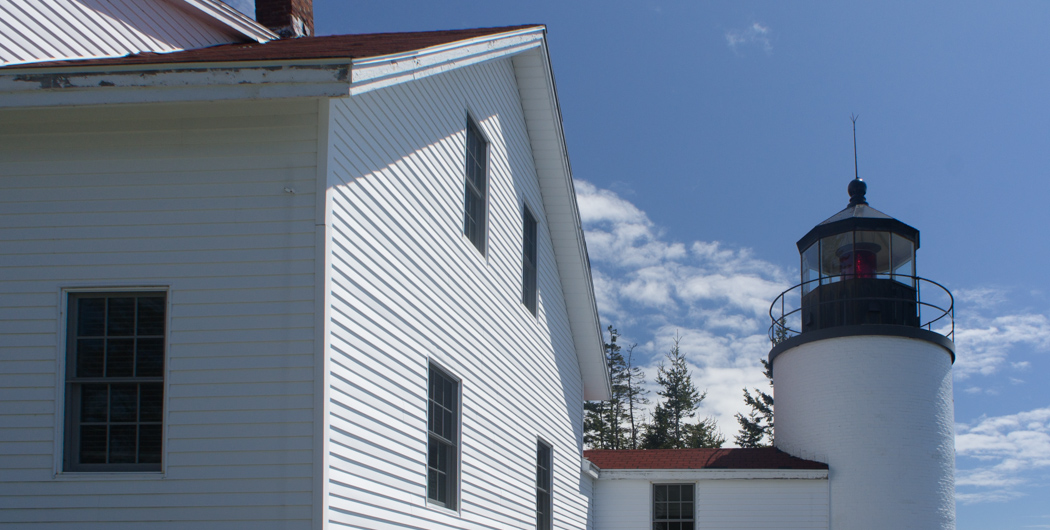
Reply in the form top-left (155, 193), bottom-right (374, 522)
top-left (522, 206), bottom-right (538, 315)
top-left (536, 440), bottom-right (553, 530)
top-left (652, 484), bottom-right (694, 530)
top-left (463, 118), bottom-right (488, 252)
top-left (65, 292), bottom-right (166, 472)
top-left (427, 364), bottom-right (459, 509)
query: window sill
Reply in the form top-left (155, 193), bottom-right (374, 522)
top-left (54, 471), bottom-right (165, 480)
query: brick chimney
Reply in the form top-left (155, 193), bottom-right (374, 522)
top-left (256, 0), bottom-right (313, 38)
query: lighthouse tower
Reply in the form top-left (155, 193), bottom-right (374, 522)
top-left (769, 179), bottom-right (956, 529)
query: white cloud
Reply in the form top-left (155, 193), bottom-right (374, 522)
top-left (956, 407), bottom-right (1050, 503)
top-left (953, 313), bottom-right (1050, 378)
top-left (725, 22), bottom-right (773, 54)
top-left (575, 180), bottom-right (787, 439)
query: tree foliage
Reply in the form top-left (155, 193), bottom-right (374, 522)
top-left (734, 359), bottom-right (774, 448)
top-left (585, 326), bottom-right (647, 449)
top-left (641, 335), bottom-right (723, 449)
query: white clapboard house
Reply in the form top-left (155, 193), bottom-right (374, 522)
top-left (0, 1), bottom-right (611, 528)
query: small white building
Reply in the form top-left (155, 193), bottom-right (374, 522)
top-left (0, 1), bottom-right (609, 528)
top-left (585, 448), bottom-right (830, 530)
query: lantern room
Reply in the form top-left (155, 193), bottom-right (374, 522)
top-left (795, 178), bottom-right (921, 332)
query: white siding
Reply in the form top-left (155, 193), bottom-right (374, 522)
top-left (0, 99), bottom-right (318, 528)
top-left (0, 0), bottom-right (246, 66)
top-left (323, 56), bottom-right (589, 529)
top-left (593, 478), bottom-right (829, 530)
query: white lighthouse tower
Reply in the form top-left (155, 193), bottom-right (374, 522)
top-left (769, 178), bottom-right (956, 529)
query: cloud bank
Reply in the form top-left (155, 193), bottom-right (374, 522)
top-left (956, 407), bottom-right (1050, 504)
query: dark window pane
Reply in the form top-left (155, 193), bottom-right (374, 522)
top-left (108, 424), bottom-right (137, 463)
top-left (80, 425), bottom-right (107, 463)
top-left (76, 339), bottom-right (105, 377)
top-left (140, 384), bottom-right (163, 422)
top-left (668, 485), bottom-right (680, 501)
top-left (106, 339), bottom-right (135, 377)
top-left (107, 298), bottom-right (135, 336)
top-left (80, 384), bottom-right (108, 422)
top-left (77, 298), bottom-right (105, 336)
top-left (427, 467), bottom-right (439, 501)
top-left (136, 338), bottom-right (164, 377)
top-left (655, 486), bottom-right (667, 502)
top-left (682, 523), bottom-right (694, 530)
top-left (653, 523), bottom-right (667, 530)
top-left (137, 297), bottom-right (165, 336)
top-left (655, 502), bottom-right (668, 519)
top-left (682, 502), bottom-right (694, 519)
top-left (138, 424), bottom-right (162, 464)
top-left (109, 384), bottom-right (138, 422)
top-left (668, 502), bottom-right (680, 519)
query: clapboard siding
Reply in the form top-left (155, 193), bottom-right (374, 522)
top-left (324, 56), bottom-right (588, 529)
top-left (593, 478), bottom-right (829, 530)
top-left (0, 99), bottom-right (317, 528)
top-left (0, 0), bottom-right (248, 65)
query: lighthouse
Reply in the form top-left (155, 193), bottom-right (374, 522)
top-left (769, 178), bottom-right (956, 529)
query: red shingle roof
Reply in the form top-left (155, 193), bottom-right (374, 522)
top-left (5, 25), bottom-right (542, 70)
top-left (584, 448), bottom-right (828, 470)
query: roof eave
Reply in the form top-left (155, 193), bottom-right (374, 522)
top-left (177, 0), bottom-right (278, 43)
top-left (594, 468), bottom-right (829, 481)
top-left (0, 27), bottom-right (548, 109)
top-left (511, 38), bottom-right (611, 401)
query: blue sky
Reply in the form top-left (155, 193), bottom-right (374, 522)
top-left (232, 1), bottom-right (1050, 527)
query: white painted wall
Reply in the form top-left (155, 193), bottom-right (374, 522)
top-left (0, 98), bottom-right (319, 528)
top-left (773, 335), bottom-right (955, 530)
top-left (593, 476), bottom-right (829, 530)
top-left (322, 54), bottom-right (590, 529)
top-left (0, 0), bottom-right (247, 66)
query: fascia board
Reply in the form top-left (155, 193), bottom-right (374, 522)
top-left (0, 63), bottom-right (350, 108)
top-left (512, 40), bottom-right (610, 401)
top-left (177, 0), bottom-right (278, 43)
top-left (597, 469), bottom-right (830, 481)
top-left (349, 27), bottom-right (545, 95)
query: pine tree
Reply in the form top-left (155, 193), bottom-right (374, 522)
top-left (622, 343), bottom-right (649, 449)
top-left (641, 335), bottom-right (711, 449)
top-left (683, 416), bottom-right (726, 448)
top-left (734, 359), bottom-right (774, 448)
top-left (584, 326), bottom-right (632, 449)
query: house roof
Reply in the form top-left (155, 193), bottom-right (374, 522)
top-left (584, 448), bottom-right (828, 470)
top-left (4, 25), bottom-right (540, 70)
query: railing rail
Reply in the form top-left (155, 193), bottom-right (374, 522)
top-left (768, 275), bottom-right (954, 344)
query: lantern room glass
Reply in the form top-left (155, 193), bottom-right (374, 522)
top-left (891, 233), bottom-right (915, 287)
top-left (806, 231), bottom-right (911, 284)
top-left (801, 243), bottom-right (819, 294)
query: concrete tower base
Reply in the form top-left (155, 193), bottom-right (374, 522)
top-left (772, 334), bottom-right (955, 530)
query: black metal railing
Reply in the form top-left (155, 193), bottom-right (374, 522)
top-left (769, 275), bottom-right (954, 344)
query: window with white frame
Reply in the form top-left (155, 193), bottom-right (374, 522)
top-left (463, 118), bottom-right (488, 253)
top-left (536, 440), bottom-right (553, 530)
top-left (522, 206), bottom-right (538, 315)
top-left (64, 292), bottom-right (166, 472)
top-left (652, 483), bottom-right (694, 530)
top-left (427, 364), bottom-right (459, 509)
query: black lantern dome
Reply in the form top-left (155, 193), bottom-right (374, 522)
top-left (768, 178), bottom-right (955, 362)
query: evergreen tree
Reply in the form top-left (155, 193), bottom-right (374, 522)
top-left (684, 416), bottom-right (726, 448)
top-left (734, 359), bottom-right (774, 448)
top-left (641, 335), bottom-right (713, 449)
top-left (641, 405), bottom-right (674, 449)
top-left (622, 343), bottom-right (649, 449)
top-left (584, 326), bottom-right (632, 449)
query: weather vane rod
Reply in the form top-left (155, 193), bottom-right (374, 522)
top-left (850, 113), bottom-right (859, 181)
